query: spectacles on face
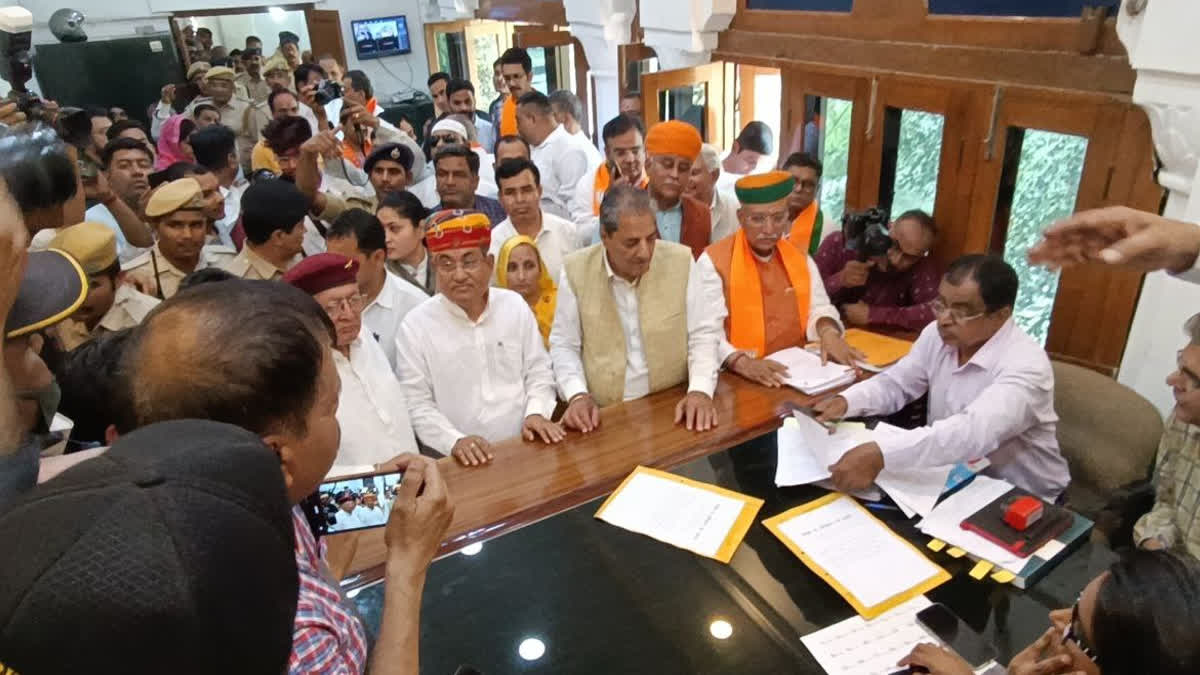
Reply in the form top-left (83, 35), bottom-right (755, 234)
top-left (436, 254), bottom-right (485, 274)
top-left (931, 298), bottom-right (987, 324)
top-left (430, 134), bottom-right (460, 147)
top-left (1176, 350), bottom-right (1200, 392)
top-left (321, 294), bottom-right (365, 316)
top-left (1061, 601), bottom-right (1099, 665)
top-left (744, 210), bottom-right (791, 229)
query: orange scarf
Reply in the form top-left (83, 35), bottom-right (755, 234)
top-left (592, 164), bottom-right (650, 215)
top-left (788, 200), bottom-right (820, 252)
top-left (729, 229), bottom-right (811, 358)
top-left (500, 96), bottom-right (518, 137)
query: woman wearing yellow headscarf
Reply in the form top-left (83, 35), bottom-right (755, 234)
top-left (496, 235), bottom-right (557, 347)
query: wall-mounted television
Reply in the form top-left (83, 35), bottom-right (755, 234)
top-left (351, 15), bottom-right (411, 60)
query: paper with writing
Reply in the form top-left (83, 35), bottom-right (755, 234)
top-left (596, 470), bottom-right (754, 559)
top-left (776, 415), bottom-right (871, 487)
top-left (917, 475), bottom-right (1026, 574)
top-left (774, 495), bottom-right (947, 609)
top-left (801, 595), bottom-right (934, 675)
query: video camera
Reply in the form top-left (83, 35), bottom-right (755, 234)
top-left (842, 207), bottom-right (892, 262)
top-left (0, 123), bottom-right (78, 214)
top-left (313, 79), bottom-right (343, 106)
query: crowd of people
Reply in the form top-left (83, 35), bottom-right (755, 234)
top-left (0, 27), bottom-right (1198, 675)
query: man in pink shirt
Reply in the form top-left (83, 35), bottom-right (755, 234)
top-left (816, 254), bottom-right (1070, 501)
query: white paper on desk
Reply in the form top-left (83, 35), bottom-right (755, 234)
top-left (918, 475), bottom-right (1026, 574)
top-left (776, 415), bottom-right (872, 487)
top-left (776, 496), bottom-right (945, 608)
top-left (597, 471), bottom-right (746, 558)
top-left (768, 346), bottom-right (857, 395)
top-left (870, 423), bottom-right (954, 518)
top-left (801, 595), bottom-right (934, 675)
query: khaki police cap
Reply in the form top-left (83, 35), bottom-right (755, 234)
top-left (146, 178), bottom-right (206, 218)
top-left (186, 62), bottom-right (211, 80)
top-left (48, 222), bottom-right (118, 275)
top-left (204, 66), bottom-right (236, 81)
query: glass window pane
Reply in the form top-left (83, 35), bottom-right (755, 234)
top-left (472, 34), bottom-right (501, 105)
top-left (886, 108), bottom-right (944, 216)
top-left (998, 128), bottom-right (1088, 345)
top-left (625, 57), bottom-right (659, 95)
top-left (530, 48), bottom-right (549, 95)
top-left (659, 84), bottom-right (707, 138)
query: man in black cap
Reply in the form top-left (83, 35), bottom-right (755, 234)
top-left (125, 280), bottom-right (453, 674)
top-left (365, 142), bottom-right (415, 196)
top-left (278, 30), bottom-right (302, 70)
top-left (0, 420), bottom-right (300, 673)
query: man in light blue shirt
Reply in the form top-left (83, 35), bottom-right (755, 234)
top-left (85, 138), bottom-right (156, 262)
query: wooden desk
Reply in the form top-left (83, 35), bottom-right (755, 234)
top-left (332, 375), bottom-right (827, 583)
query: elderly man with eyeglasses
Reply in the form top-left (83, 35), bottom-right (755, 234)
top-left (814, 207), bottom-right (941, 332)
top-left (814, 254), bottom-right (1070, 501)
top-left (284, 252), bottom-right (420, 475)
top-left (396, 210), bottom-right (562, 467)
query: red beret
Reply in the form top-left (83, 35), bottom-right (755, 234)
top-left (282, 253), bottom-right (359, 296)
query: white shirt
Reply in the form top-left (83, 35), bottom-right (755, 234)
top-left (330, 327), bottom-right (420, 476)
top-left (716, 168), bottom-right (745, 196)
top-left (549, 247), bottom-right (726, 402)
top-left (355, 504), bottom-right (389, 527)
top-left (710, 189), bottom-right (740, 244)
top-left (569, 128), bottom-right (605, 168)
top-left (474, 147), bottom-right (498, 199)
top-left (84, 202), bottom-right (146, 264)
top-left (396, 289), bottom-right (558, 454)
top-left (569, 162), bottom-right (605, 247)
top-left (214, 183), bottom-right (245, 248)
top-left (331, 507), bottom-right (365, 532)
top-left (531, 124), bottom-right (591, 220)
top-left (695, 250), bottom-right (843, 364)
top-left (409, 171), bottom-right (441, 209)
top-left (488, 211), bottom-right (580, 283)
top-left (362, 271), bottom-right (429, 372)
top-left (840, 320), bottom-right (1070, 501)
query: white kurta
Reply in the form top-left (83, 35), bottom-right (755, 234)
top-left (395, 289), bottom-right (558, 454)
top-left (694, 250), bottom-right (843, 364)
top-left (488, 211), bottom-right (581, 284)
top-left (710, 189), bottom-right (741, 244)
top-left (531, 124), bottom-right (590, 220)
top-left (568, 162), bottom-right (604, 247)
top-left (362, 271), bottom-right (430, 372)
top-left (330, 327), bottom-right (419, 476)
top-left (549, 249), bottom-right (727, 402)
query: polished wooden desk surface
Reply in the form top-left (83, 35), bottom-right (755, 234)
top-left (332, 375), bottom-right (829, 581)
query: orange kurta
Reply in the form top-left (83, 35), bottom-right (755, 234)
top-left (706, 234), bottom-right (810, 357)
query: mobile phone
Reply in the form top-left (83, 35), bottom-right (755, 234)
top-left (915, 603), bottom-right (997, 668)
top-left (607, 159), bottom-right (620, 180)
top-left (307, 469), bottom-right (404, 535)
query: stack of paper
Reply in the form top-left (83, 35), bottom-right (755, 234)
top-left (776, 415), bottom-right (954, 518)
top-left (764, 494), bottom-right (950, 618)
top-left (916, 475), bottom-right (1027, 575)
top-left (595, 466), bottom-right (763, 563)
top-left (842, 328), bottom-right (914, 368)
top-left (766, 346), bottom-right (857, 395)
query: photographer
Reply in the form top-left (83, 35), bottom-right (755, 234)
top-left (814, 208), bottom-right (940, 332)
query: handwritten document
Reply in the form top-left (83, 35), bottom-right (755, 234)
top-left (801, 595), bottom-right (934, 675)
top-left (766, 494), bottom-right (949, 616)
top-left (596, 467), bottom-right (762, 562)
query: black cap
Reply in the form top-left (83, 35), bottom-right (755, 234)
top-left (0, 420), bottom-right (298, 674)
top-left (5, 249), bottom-right (87, 339)
top-left (279, 31), bottom-right (300, 46)
top-left (364, 142), bottom-right (415, 174)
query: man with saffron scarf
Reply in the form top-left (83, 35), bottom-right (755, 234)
top-left (697, 171), bottom-right (860, 387)
top-left (497, 48), bottom-right (535, 138)
top-left (782, 152), bottom-right (825, 255)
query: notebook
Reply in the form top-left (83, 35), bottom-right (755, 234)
top-left (766, 346), bottom-right (857, 395)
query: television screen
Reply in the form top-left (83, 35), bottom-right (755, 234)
top-left (351, 15), bottom-right (411, 60)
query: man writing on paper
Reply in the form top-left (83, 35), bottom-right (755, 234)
top-left (550, 185), bottom-right (725, 433)
top-left (396, 210), bottom-right (563, 466)
top-left (815, 255), bottom-right (1069, 501)
top-left (697, 171), bottom-right (861, 387)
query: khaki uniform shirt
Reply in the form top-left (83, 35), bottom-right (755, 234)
top-left (52, 284), bottom-right (161, 351)
top-left (222, 245), bottom-right (288, 281)
top-left (235, 73), bottom-right (271, 104)
top-left (188, 95), bottom-right (254, 173)
top-left (123, 243), bottom-right (237, 300)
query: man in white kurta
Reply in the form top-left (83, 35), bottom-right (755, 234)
top-left (394, 210), bottom-right (563, 466)
top-left (282, 252), bottom-right (420, 477)
top-left (520, 93), bottom-right (590, 220)
top-left (488, 157), bottom-right (582, 283)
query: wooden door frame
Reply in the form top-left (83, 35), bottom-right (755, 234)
top-left (513, 28), bottom-right (592, 127)
top-left (641, 62), bottom-right (734, 149)
top-left (305, 8), bottom-right (347, 71)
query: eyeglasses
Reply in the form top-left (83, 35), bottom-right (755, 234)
top-left (435, 255), bottom-right (485, 274)
top-left (931, 298), bottom-right (987, 324)
top-left (1061, 601), bottom-right (1099, 664)
top-left (430, 134), bottom-right (461, 146)
top-left (744, 210), bottom-right (791, 229)
top-left (321, 294), bottom-right (365, 316)
top-left (1176, 350), bottom-right (1200, 392)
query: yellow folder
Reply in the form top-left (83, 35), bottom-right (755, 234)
top-left (843, 328), bottom-right (914, 367)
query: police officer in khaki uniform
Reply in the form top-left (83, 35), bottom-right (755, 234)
top-left (186, 67), bottom-right (252, 171)
top-left (234, 47), bottom-right (271, 104)
top-left (124, 178), bottom-right (236, 300)
top-left (222, 178), bottom-right (310, 281)
top-left (47, 222), bottom-right (161, 351)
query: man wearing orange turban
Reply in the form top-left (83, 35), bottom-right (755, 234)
top-left (644, 120), bottom-right (713, 259)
